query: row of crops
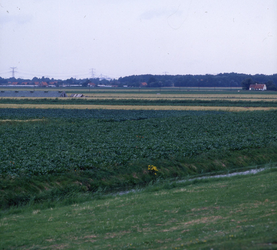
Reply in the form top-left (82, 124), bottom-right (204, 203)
top-left (1, 109), bottom-right (277, 178)
top-left (0, 98), bottom-right (277, 106)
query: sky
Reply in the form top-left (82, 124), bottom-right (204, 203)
top-left (0, 0), bottom-right (276, 80)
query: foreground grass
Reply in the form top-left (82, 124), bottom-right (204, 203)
top-left (1, 168), bottom-right (276, 249)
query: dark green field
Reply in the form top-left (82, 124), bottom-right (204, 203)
top-left (1, 108), bottom-right (277, 210)
top-left (1, 103), bottom-right (277, 249)
top-left (1, 97), bottom-right (277, 107)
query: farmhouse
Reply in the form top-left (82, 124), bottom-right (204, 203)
top-left (88, 83), bottom-right (96, 87)
top-left (140, 82), bottom-right (148, 87)
top-left (249, 83), bottom-right (267, 91)
top-left (0, 91), bottom-right (67, 97)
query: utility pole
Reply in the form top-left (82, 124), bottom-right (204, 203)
top-left (162, 72), bottom-right (168, 92)
top-left (10, 67), bottom-right (17, 78)
top-left (90, 68), bottom-right (95, 79)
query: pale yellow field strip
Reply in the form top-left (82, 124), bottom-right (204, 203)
top-left (0, 104), bottom-right (276, 111)
top-left (0, 88), bottom-right (242, 92)
top-left (0, 119), bottom-right (45, 122)
top-left (1, 94), bottom-right (277, 99)
top-left (81, 97), bottom-right (277, 102)
top-left (1, 94), bottom-right (277, 102)
top-left (83, 93), bottom-right (277, 99)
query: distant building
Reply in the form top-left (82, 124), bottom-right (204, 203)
top-left (140, 82), bottom-right (148, 87)
top-left (98, 84), bottom-right (112, 87)
top-left (41, 82), bottom-right (48, 87)
top-left (88, 83), bottom-right (96, 87)
top-left (249, 83), bottom-right (267, 91)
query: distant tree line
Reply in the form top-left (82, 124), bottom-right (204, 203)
top-left (1, 73), bottom-right (276, 90)
top-left (118, 73), bottom-right (277, 89)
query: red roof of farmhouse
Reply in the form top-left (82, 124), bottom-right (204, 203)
top-left (249, 84), bottom-right (266, 90)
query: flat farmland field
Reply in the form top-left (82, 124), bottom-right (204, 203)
top-left (1, 89), bottom-right (277, 249)
top-left (1, 103), bottom-right (277, 111)
top-left (2, 94), bottom-right (277, 102)
top-left (82, 93), bottom-right (277, 101)
top-left (1, 107), bottom-right (277, 208)
top-left (0, 89), bottom-right (277, 110)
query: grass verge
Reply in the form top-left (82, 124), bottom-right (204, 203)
top-left (0, 167), bottom-right (276, 249)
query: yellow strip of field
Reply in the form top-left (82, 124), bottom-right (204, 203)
top-left (0, 104), bottom-right (276, 111)
top-left (0, 119), bottom-right (45, 122)
top-left (81, 97), bottom-right (277, 102)
top-left (1, 93), bottom-right (277, 102)
top-left (83, 93), bottom-right (277, 99)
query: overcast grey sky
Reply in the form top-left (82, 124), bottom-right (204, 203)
top-left (0, 0), bottom-right (276, 80)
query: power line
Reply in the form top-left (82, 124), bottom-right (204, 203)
top-left (0, 71), bottom-right (10, 75)
top-left (90, 68), bottom-right (95, 78)
top-left (11, 70), bottom-right (91, 80)
top-left (1, 68), bottom-right (116, 80)
top-left (10, 67), bottom-right (17, 78)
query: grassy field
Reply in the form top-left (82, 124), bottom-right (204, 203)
top-left (0, 87), bottom-right (244, 93)
top-left (1, 89), bottom-right (277, 99)
top-left (0, 166), bottom-right (276, 249)
top-left (1, 89), bottom-right (277, 110)
top-left (1, 90), bottom-right (276, 249)
top-left (81, 93), bottom-right (277, 101)
top-left (1, 103), bottom-right (277, 111)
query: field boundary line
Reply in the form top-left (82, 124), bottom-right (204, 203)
top-left (0, 104), bottom-right (277, 111)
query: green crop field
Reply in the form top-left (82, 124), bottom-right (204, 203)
top-left (1, 97), bottom-right (277, 107)
top-left (1, 108), bottom-right (277, 209)
top-left (1, 100), bottom-right (277, 249)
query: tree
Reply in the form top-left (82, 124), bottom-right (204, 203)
top-left (82, 79), bottom-right (89, 87)
top-left (147, 76), bottom-right (156, 85)
top-left (0, 77), bottom-right (8, 84)
top-left (65, 78), bottom-right (74, 85)
top-left (241, 78), bottom-right (254, 90)
top-left (265, 80), bottom-right (277, 91)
